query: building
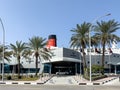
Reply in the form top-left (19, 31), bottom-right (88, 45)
top-left (43, 47), bottom-right (81, 75)
top-left (1, 34), bottom-right (120, 75)
top-left (0, 35), bottom-right (81, 75)
top-left (43, 34), bottom-right (81, 74)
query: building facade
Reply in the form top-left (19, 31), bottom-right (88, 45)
top-left (43, 47), bottom-right (81, 75)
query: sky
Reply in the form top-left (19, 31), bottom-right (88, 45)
top-left (0, 0), bottom-right (120, 48)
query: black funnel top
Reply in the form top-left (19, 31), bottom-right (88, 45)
top-left (48, 35), bottom-right (57, 39)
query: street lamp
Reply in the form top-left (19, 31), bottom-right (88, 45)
top-left (89, 13), bottom-right (111, 82)
top-left (0, 17), bottom-right (5, 82)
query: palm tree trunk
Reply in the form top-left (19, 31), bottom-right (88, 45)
top-left (35, 56), bottom-right (38, 76)
top-left (101, 41), bottom-right (105, 75)
top-left (82, 47), bottom-right (87, 76)
top-left (17, 56), bottom-right (20, 78)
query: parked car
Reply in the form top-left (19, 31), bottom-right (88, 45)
top-left (56, 72), bottom-right (69, 75)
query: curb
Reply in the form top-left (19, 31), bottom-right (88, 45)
top-left (0, 77), bottom-right (117, 85)
top-left (0, 82), bottom-right (44, 85)
top-left (0, 76), bottom-right (54, 85)
top-left (79, 82), bottom-right (101, 85)
top-left (102, 77), bottom-right (118, 84)
top-left (78, 77), bottom-right (118, 85)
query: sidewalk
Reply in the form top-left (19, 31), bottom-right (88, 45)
top-left (45, 75), bottom-right (78, 85)
top-left (0, 75), bottom-right (118, 85)
top-left (103, 78), bottom-right (120, 85)
top-left (74, 75), bottom-right (118, 85)
top-left (0, 75), bottom-right (53, 85)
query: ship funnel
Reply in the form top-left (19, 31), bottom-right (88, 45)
top-left (47, 35), bottom-right (57, 48)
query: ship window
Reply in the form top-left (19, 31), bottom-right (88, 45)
top-left (114, 55), bottom-right (116, 57)
top-left (105, 61), bottom-right (107, 64)
top-left (88, 61), bottom-right (89, 64)
top-left (97, 61), bottom-right (99, 64)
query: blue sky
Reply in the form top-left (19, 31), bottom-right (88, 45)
top-left (0, 0), bottom-right (120, 48)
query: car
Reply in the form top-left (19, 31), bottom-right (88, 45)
top-left (56, 72), bottom-right (69, 75)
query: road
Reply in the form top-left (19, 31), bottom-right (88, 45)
top-left (0, 85), bottom-right (120, 90)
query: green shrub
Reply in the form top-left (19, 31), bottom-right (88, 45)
top-left (84, 74), bottom-right (107, 81)
top-left (18, 76), bottom-right (22, 79)
top-left (29, 75), bottom-right (33, 78)
top-left (92, 75), bottom-right (107, 81)
top-left (0, 75), bottom-right (2, 79)
top-left (7, 75), bottom-right (11, 80)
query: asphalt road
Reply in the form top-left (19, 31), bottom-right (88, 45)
top-left (0, 85), bottom-right (120, 90)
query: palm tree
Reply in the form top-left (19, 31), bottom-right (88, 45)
top-left (0, 45), bottom-right (12, 62)
top-left (93, 19), bottom-right (120, 75)
top-left (70, 22), bottom-right (91, 76)
top-left (0, 45), bottom-right (12, 74)
top-left (10, 41), bottom-right (28, 78)
top-left (29, 36), bottom-right (51, 76)
top-left (22, 49), bottom-right (34, 74)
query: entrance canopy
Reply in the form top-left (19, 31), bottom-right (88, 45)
top-left (108, 61), bottom-right (120, 65)
top-left (42, 47), bottom-right (81, 63)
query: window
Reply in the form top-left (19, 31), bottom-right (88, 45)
top-left (97, 61), bottom-right (99, 64)
top-left (105, 61), bottom-right (107, 64)
top-left (88, 61), bottom-right (89, 64)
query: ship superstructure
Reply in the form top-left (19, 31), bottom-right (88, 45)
top-left (84, 40), bottom-right (120, 74)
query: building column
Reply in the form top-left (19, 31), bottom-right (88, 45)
top-left (80, 62), bottom-right (81, 75)
top-left (49, 63), bottom-right (52, 75)
top-left (109, 64), bottom-right (111, 74)
top-left (0, 64), bottom-right (1, 74)
top-left (115, 65), bottom-right (117, 75)
top-left (75, 63), bottom-right (77, 74)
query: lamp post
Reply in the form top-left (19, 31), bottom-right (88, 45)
top-left (89, 13), bottom-right (111, 82)
top-left (0, 18), bottom-right (5, 82)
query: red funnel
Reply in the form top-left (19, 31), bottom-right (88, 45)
top-left (47, 35), bottom-right (57, 48)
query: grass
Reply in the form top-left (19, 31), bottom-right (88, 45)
top-left (84, 74), bottom-right (107, 81)
top-left (16, 76), bottom-right (39, 81)
top-left (3, 75), bottom-right (40, 81)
